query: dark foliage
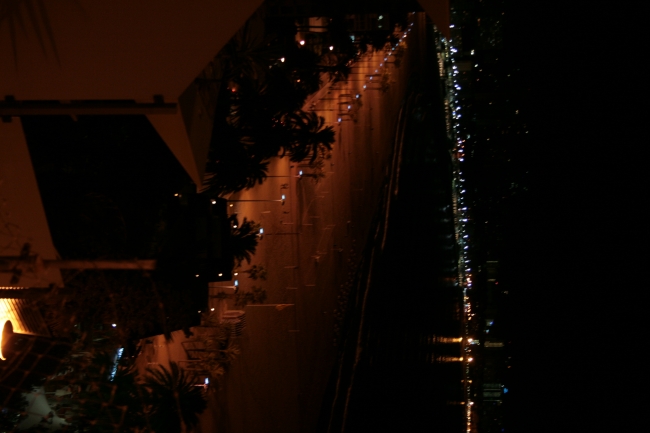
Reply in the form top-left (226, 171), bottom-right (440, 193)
top-left (203, 128), bottom-right (271, 196)
top-left (286, 111), bottom-right (336, 163)
top-left (143, 362), bottom-right (208, 433)
top-left (228, 216), bottom-right (260, 266)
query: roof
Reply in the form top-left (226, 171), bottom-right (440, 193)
top-left (0, 0), bottom-right (264, 102)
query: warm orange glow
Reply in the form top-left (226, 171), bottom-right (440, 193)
top-left (1, 295), bottom-right (38, 358)
top-left (0, 320), bottom-right (12, 360)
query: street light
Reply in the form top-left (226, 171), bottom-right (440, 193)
top-left (211, 280), bottom-right (239, 293)
top-left (228, 195), bottom-right (286, 205)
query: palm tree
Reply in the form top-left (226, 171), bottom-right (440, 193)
top-left (282, 46), bottom-right (324, 96)
top-left (318, 48), bottom-right (355, 83)
top-left (216, 341), bottom-right (241, 368)
top-left (228, 70), bottom-right (315, 151)
top-left (322, 59), bottom-right (353, 83)
top-left (234, 286), bottom-right (268, 308)
top-left (241, 264), bottom-right (267, 280)
top-left (0, 0), bottom-right (59, 67)
top-left (286, 111), bottom-right (336, 163)
top-left (203, 134), bottom-right (270, 195)
top-left (229, 216), bottom-right (261, 265)
top-left (143, 362), bottom-right (208, 433)
top-left (46, 349), bottom-right (147, 432)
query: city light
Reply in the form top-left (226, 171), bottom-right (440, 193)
top-left (109, 347), bottom-right (124, 381)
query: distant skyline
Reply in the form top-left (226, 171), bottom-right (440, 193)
top-left (475, 2), bottom-right (641, 433)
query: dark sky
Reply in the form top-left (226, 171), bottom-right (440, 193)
top-left (498, 2), bottom-right (640, 432)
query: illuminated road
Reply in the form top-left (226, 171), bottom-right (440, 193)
top-left (130, 12), bottom-right (428, 433)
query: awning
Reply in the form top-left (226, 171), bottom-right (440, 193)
top-left (0, 0), bottom-right (265, 188)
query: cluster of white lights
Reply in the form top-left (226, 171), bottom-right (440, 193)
top-left (442, 26), bottom-right (477, 430)
top-left (109, 347), bottom-right (124, 381)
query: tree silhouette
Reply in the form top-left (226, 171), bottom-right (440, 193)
top-left (201, 12), bottom-right (345, 194)
top-left (241, 264), bottom-right (267, 280)
top-left (326, 15), bottom-right (360, 60)
top-left (143, 362), bottom-right (208, 433)
top-left (43, 348), bottom-right (147, 432)
top-left (228, 216), bottom-right (261, 266)
top-left (184, 316), bottom-right (242, 381)
top-left (234, 286), bottom-right (268, 308)
top-left (282, 46), bottom-right (324, 96)
top-left (212, 286), bottom-right (267, 308)
top-left (203, 134), bottom-right (270, 195)
top-left (320, 56), bottom-right (354, 83)
top-left (287, 111), bottom-right (336, 163)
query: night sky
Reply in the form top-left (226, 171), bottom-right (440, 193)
top-left (494, 2), bottom-right (639, 432)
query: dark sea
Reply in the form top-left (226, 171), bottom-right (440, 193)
top-left (319, 27), bottom-right (465, 432)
